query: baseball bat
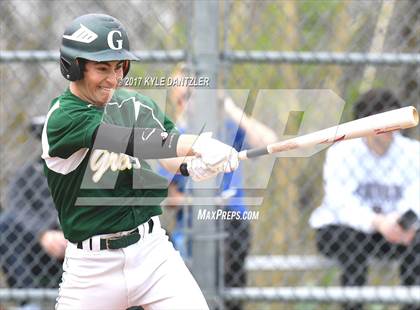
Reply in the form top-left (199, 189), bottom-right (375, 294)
top-left (238, 106), bottom-right (419, 160)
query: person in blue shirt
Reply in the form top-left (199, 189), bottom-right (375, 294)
top-left (160, 64), bottom-right (277, 310)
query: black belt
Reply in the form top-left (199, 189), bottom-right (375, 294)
top-left (77, 219), bottom-right (154, 250)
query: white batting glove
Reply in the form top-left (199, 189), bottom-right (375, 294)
top-left (192, 132), bottom-right (239, 174)
top-left (186, 157), bottom-right (219, 182)
top-left (186, 154), bottom-right (239, 182)
top-left (221, 151), bottom-right (239, 173)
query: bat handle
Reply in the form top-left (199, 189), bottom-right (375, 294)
top-left (238, 147), bottom-right (269, 161)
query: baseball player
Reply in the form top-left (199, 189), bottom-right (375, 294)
top-left (42, 13), bottom-right (238, 309)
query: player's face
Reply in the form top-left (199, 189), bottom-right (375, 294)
top-left (76, 60), bottom-right (124, 106)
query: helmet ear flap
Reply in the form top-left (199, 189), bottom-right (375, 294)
top-left (122, 60), bottom-right (130, 78)
top-left (60, 56), bottom-right (84, 81)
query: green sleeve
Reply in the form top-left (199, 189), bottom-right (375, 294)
top-left (46, 108), bottom-right (102, 158)
top-left (135, 93), bottom-right (179, 134)
top-left (164, 113), bottom-right (179, 134)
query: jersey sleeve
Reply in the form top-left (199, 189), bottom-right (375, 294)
top-left (45, 105), bottom-right (102, 159)
top-left (163, 113), bottom-right (178, 134)
top-left (135, 93), bottom-right (179, 134)
top-left (396, 139), bottom-right (420, 216)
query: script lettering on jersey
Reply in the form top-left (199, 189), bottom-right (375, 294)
top-left (90, 149), bottom-right (141, 183)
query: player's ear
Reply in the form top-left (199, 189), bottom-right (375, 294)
top-left (122, 60), bottom-right (130, 78)
top-left (60, 56), bottom-right (85, 81)
top-left (77, 59), bottom-right (86, 73)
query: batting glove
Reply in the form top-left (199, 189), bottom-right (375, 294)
top-left (192, 132), bottom-right (239, 174)
top-left (185, 156), bottom-right (219, 182)
top-left (185, 154), bottom-right (239, 182)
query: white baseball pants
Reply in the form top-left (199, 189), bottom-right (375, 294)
top-left (56, 216), bottom-right (209, 310)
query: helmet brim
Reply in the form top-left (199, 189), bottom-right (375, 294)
top-left (82, 49), bottom-right (139, 62)
top-left (61, 45), bottom-right (139, 62)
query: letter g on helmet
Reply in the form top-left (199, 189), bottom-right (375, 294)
top-left (60, 13), bottom-right (139, 81)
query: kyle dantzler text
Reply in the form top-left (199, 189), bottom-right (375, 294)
top-left (120, 76), bottom-right (210, 87)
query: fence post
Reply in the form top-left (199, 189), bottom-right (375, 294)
top-left (189, 0), bottom-right (221, 308)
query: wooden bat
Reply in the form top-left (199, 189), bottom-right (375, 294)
top-left (238, 106), bottom-right (419, 160)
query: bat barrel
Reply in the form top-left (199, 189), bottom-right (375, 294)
top-left (408, 106), bottom-right (419, 127)
top-left (352, 105), bottom-right (418, 134)
top-left (238, 106), bottom-right (418, 161)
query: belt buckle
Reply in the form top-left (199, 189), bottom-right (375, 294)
top-left (103, 228), bottom-right (141, 250)
top-left (105, 235), bottom-right (120, 250)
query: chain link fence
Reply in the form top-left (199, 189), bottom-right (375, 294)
top-left (1, 1), bottom-right (419, 309)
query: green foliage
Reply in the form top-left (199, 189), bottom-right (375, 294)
top-left (298, 1), bottom-right (341, 50)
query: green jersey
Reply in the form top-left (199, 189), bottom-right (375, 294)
top-left (42, 88), bottom-right (177, 242)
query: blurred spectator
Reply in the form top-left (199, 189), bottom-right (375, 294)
top-left (0, 116), bottom-right (66, 308)
top-left (309, 89), bottom-right (420, 310)
top-left (160, 64), bottom-right (277, 310)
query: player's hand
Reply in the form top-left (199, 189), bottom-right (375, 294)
top-left (39, 230), bottom-right (68, 259)
top-left (186, 153), bottom-right (239, 182)
top-left (192, 132), bottom-right (239, 173)
top-left (186, 156), bottom-right (219, 181)
top-left (373, 213), bottom-right (416, 245)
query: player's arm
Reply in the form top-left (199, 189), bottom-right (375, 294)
top-left (93, 124), bottom-right (239, 180)
top-left (158, 157), bottom-right (189, 174)
top-left (395, 142), bottom-right (420, 217)
top-left (92, 123), bottom-right (202, 159)
top-left (373, 144), bottom-right (419, 245)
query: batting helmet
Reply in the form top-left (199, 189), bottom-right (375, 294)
top-left (353, 88), bottom-right (401, 120)
top-left (60, 13), bottom-right (138, 81)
